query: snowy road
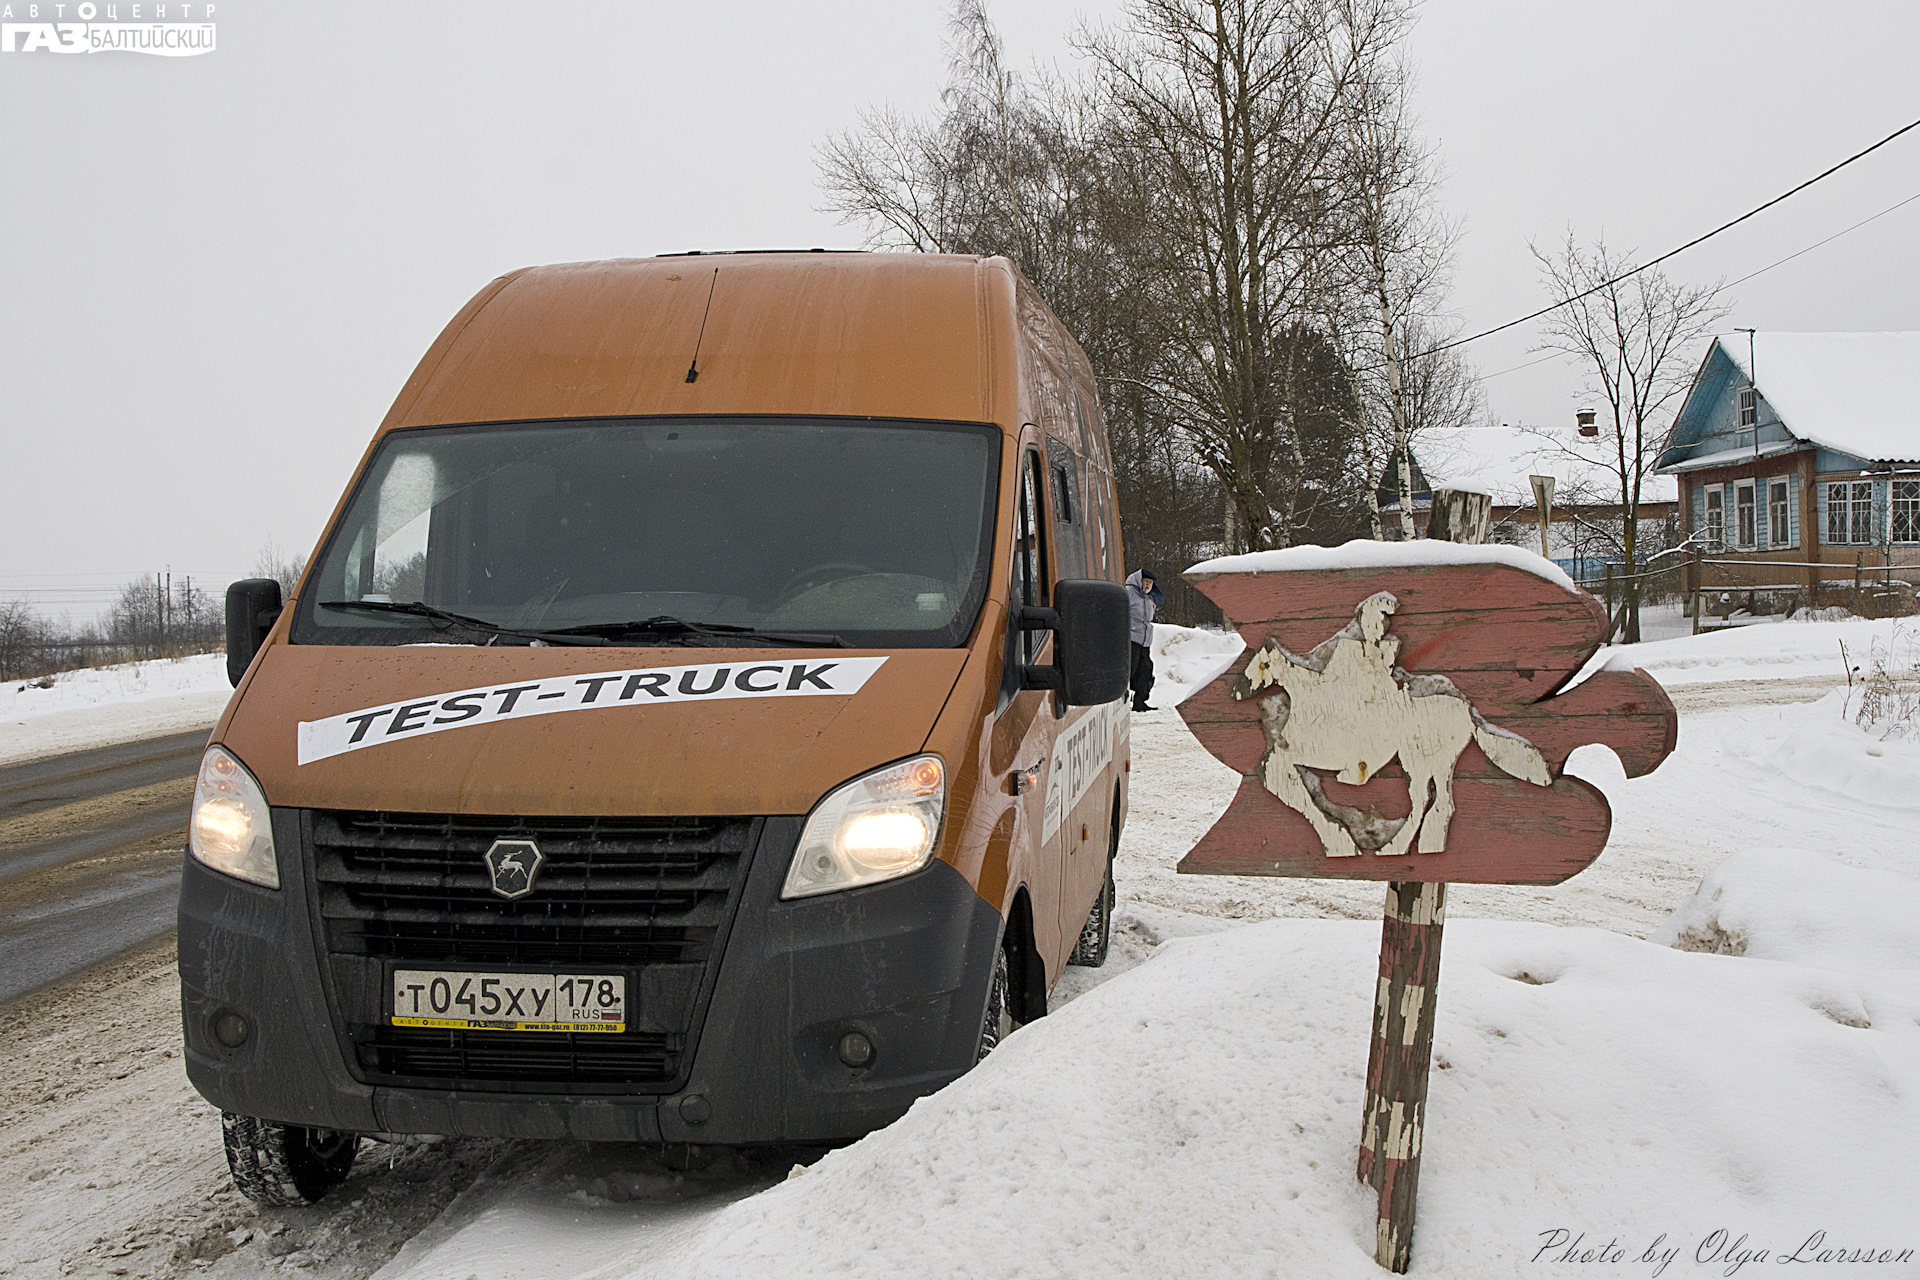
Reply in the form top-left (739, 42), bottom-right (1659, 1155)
top-left (0, 661), bottom-right (1908, 1279)
top-left (0, 729), bottom-right (207, 1004)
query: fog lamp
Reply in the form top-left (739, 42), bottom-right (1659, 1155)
top-left (211, 1011), bottom-right (250, 1048)
top-left (836, 1031), bottom-right (875, 1068)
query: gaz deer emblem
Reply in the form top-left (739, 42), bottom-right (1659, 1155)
top-left (483, 837), bottom-right (544, 900)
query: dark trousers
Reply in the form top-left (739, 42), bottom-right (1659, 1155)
top-left (1130, 641), bottom-right (1155, 709)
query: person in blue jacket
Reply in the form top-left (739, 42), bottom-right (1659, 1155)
top-left (1126, 568), bottom-right (1163, 711)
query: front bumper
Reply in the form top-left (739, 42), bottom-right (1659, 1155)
top-left (177, 812), bottom-right (1001, 1144)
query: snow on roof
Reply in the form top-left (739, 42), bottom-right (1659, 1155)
top-left (1413, 425), bottom-right (1680, 506)
top-left (1717, 331), bottom-right (1920, 463)
top-left (1658, 439), bottom-right (1800, 473)
top-left (1188, 537), bottom-right (1576, 590)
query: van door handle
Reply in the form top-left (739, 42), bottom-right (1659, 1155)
top-left (1010, 761), bottom-right (1043, 795)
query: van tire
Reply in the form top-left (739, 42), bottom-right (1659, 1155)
top-left (1067, 862), bottom-right (1114, 968)
top-left (222, 1112), bottom-right (360, 1207)
top-left (975, 947), bottom-right (1014, 1061)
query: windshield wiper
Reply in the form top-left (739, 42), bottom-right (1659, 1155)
top-left (543, 615), bottom-right (846, 648)
top-left (317, 600), bottom-right (609, 646)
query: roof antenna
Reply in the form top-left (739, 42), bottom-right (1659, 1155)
top-left (685, 267), bottom-right (719, 383)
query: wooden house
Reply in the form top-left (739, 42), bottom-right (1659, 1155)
top-left (1657, 332), bottom-right (1920, 608)
top-left (1382, 425), bottom-right (1678, 581)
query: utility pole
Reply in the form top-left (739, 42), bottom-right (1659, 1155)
top-left (1735, 328), bottom-right (1758, 463)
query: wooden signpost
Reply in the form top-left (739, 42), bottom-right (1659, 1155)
top-left (1177, 514), bottom-right (1677, 1273)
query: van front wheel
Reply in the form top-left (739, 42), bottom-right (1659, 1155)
top-left (221, 1112), bottom-right (360, 1206)
top-left (1067, 862), bottom-right (1114, 968)
top-left (975, 947), bottom-right (1014, 1061)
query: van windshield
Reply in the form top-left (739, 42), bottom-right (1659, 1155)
top-left (291, 417), bottom-right (1002, 649)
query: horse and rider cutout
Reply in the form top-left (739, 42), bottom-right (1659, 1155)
top-left (1240, 591), bottom-right (1552, 860)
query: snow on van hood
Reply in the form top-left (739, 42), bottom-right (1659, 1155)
top-left (219, 643), bottom-right (968, 816)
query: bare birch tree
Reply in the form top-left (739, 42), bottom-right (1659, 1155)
top-left (1528, 234), bottom-right (1727, 641)
top-left (1320, 27), bottom-right (1459, 540)
top-left (1082, 0), bottom-right (1410, 552)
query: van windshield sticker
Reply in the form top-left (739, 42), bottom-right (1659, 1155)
top-left (296, 656), bottom-right (888, 765)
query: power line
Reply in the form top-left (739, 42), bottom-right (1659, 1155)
top-left (1722, 188), bottom-right (1920, 290)
top-left (1479, 352), bottom-right (1568, 382)
top-left (1405, 113), bottom-right (1920, 367)
top-left (1474, 187), bottom-right (1920, 384)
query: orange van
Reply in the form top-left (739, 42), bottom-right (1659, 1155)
top-left (181, 252), bottom-right (1134, 1204)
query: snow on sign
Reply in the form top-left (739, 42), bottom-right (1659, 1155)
top-left (1177, 543), bottom-right (1678, 1274)
top-left (1177, 555), bottom-right (1676, 883)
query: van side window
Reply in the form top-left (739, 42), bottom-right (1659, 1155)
top-left (1088, 462), bottom-right (1111, 580)
top-left (1046, 438), bottom-right (1088, 582)
top-left (1015, 449), bottom-right (1050, 665)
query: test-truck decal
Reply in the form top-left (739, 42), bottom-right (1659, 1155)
top-left (1042, 699), bottom-right (1121, 842)
top-left (296, 656), bottom-right (889, 765)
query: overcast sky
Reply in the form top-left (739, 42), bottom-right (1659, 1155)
top-left (5, 0), bottom-right (1919, 619)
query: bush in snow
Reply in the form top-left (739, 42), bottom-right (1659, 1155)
top-left (1843, 623), bottom-right (1920, 740)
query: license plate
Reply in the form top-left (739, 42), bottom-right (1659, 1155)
top-left (391, 969), bottom-right (626, 1033)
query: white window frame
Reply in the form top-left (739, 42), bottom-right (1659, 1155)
top-left (1734, 480), bottom-right (1757, 550)
top-left (1827, 480), bottom-right (1875, 545)
top-left (1704, 488), bottom-right (1724, 551)
top-left (1768, 479), bottom-right (1790, 547)
top-left (1893, 479), bottom-right (1920, 545)
top-left (1737, 387), bottom-right (1758, 428)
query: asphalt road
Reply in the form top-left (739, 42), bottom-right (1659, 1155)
top-left (0, 728), bottom-right (210, 1005)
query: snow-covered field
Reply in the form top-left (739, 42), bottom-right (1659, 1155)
top-left (3, 620), bottom-right (1917, 1279)
top-left (1590, 613), bottom-right (1913, 687)
top-left (0, 652), bottom-right (229, 764)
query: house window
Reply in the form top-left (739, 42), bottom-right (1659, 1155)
top-left (1894, 479), bottom-right (1920, 544)
top-left (1769, 480), bottom-right (1790, 546)
top-left (1735, 481), bottom-right (1756, 549)
top-left (1827, 480), bottom-right (1874, 544)
top-left (1704, 488), bottom-right (1724, 550)
top-left (1738, 387), bottom-right (1758, 428)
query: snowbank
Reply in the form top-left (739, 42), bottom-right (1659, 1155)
top-left (0, 652), bottom-right (229, 764)
top-left (1715, 687), bottom-right (1920, 806)
top-left (1188, 539), bottom-right (1575, 591)
top-left (1586, 616), bottom-right (1915, 686)
top-left (1146, 623), bottom-right (1244, 710)
top-left (1655, 848), bottom-right (1920, 973)
top-left (577, 918), bottom-right (1918, 1280)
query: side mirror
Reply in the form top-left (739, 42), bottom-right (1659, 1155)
top-left (225, 578), bottom-right (283, 687)
top-left (1021, 579), bottom-right (1131, 707)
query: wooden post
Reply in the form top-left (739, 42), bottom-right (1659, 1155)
top-left (1424, 489), bottom-right (1490, 545)
top-left (1354, 487), bottom-right (1476, 1271)
top-left (1358, 881), bottom-right (1445, 1271)
top-left (1691, 544), bottom-right (1705, 634)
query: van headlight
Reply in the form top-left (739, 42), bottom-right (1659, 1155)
top-left (782, 756), bottom-right (945, 899)
top-left (188, 745), bottom-right (280, 889)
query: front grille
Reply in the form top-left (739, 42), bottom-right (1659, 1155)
top-left (357, 1026), bottom-right (679, 1085)
top-left (313, 811), bottom-right (750, 967)
top-left (308, 809), bottom-right (759, 1090)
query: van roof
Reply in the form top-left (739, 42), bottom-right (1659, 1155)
top-left (379, 252), bottom-right (1010, 435)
